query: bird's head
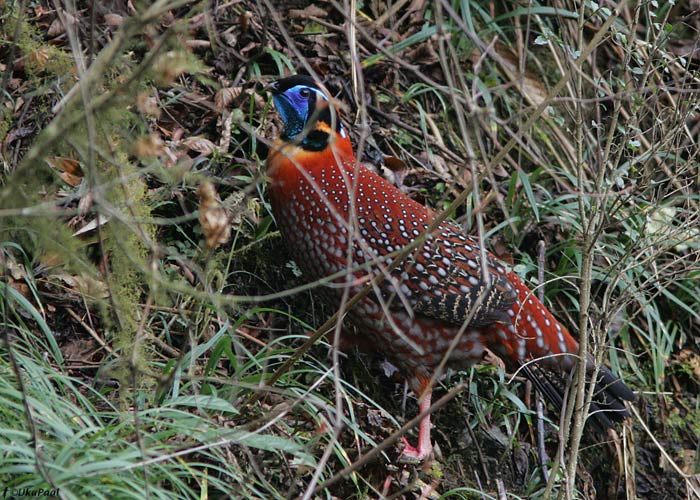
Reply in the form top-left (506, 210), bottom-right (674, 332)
top-left (268, 75), bottom-right (346, 151)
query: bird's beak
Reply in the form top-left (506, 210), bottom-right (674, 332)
top-left (267, 80), bottom-right (282, 95)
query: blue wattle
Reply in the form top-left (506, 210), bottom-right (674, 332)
top-left (273, 94), bottom-right (307, 140)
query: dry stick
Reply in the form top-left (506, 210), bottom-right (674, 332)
top-left (566, 2), bottom-right (605, 497)
top-left (536, 240), bottom-right (550, 484)
top-left (496, 479), bottom-right (507, 500)
top-left (66, 308), bottom-right (114, 354)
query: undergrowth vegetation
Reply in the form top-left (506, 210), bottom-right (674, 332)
top-left (1, 1), bottom-right (699, 498)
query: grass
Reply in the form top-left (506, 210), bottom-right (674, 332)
top-left (1, 0), bottom-right (699, 498)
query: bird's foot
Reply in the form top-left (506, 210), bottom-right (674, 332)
top-left (399, 436), bottom-right (433, 463)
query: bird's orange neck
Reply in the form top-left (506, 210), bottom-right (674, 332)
top-left (266, 125), bottom-right (355, 205)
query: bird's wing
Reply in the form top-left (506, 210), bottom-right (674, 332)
top-left (378, 222), bottom-right (518, 327)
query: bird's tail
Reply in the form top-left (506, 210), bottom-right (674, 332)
top-left (520, 358), bottom-right (634, 431)
top-left (487, 272), bottom-right (634, 429)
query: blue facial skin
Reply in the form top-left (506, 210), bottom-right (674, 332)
top-left (273, 85), bottom-right (326, 140)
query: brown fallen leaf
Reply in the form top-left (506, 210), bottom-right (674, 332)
top-left (183, 136), bottom-right (218, 156)
top-left (289, 5), bottom-right (327, 18)
top-left (104, 13), bottom-right (123, 27)
top-left (383, 155), bottom-right (408, 172)
top-left (197, 181), bottom-right (230, 249)
top-left (133, 133), bottom-right (165, 159)
top-left (54, 272), bottom-right (110, 301)
top-left (27, 46), bottom-right (51, 72)
top-left (215, 86), bottom-right (243, 109)
top-left (47, 17), bottom-right (65, 37)
top-left (72, 214), bottom-right (111, 237)
top-left (46, 156), bottom-right (84, 187)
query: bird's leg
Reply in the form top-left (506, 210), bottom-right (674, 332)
top-left (399, 387), bottom-right (433, 462)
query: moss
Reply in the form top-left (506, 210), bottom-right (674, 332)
top-left (0, 107), bottom-right (11, 146)
top-left (3, 9), bottom-right (73, 86)
top-left (101, 152), bottom-right (155, 395)
top-left (665, 399), bottom-right (700, 443)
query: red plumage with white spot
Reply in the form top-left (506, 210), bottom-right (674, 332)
top-left (266, 75), bottom-right (633, 460)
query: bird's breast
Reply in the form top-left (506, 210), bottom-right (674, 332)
top-left (268, 145), bottom-right (432, 287)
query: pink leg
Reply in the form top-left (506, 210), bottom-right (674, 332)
top-left (400, 388), bottom-right (433, 462)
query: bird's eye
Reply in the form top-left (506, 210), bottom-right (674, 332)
top-left (299, 88), bottom-right (312, 99)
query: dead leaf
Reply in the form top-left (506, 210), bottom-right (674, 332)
top-left (197, 181), bottom-right (230, 249)
top-left (78, 190), bottom-right (94, 216)
top-left (215, 86), bottom-right (243, 109)
top-left (47, 11), bottom-right (78, 37)
top-left (184, 136), bottom-right (218, 156)
top-left (104, 13), bottom-right (123, 27)
top-left (72, 215), bottom-right (111, 237)
top-left (384, 155), bottom-right (408, 172)
top-left (687, 475), bottom-right (700, 500)
top-left (46, 156), bottom-right (84, 186)
top-left (13, 96), bottom-right (24, 113)
top-left (289, 5), bottom-right (327, 18)
top-left (28, 47), bottom-right (51, 71)
top-left (54, 272), bottom-right (109, 300)
top-left (47, 18), bottom-right (65, 37)
top-left (4, 259), bottom-right (31, 300)
top-left (133, 133), bottom-right (165, 158)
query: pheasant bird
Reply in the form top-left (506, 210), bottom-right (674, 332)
top-left (265, 74), bottom-right (634, 460)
